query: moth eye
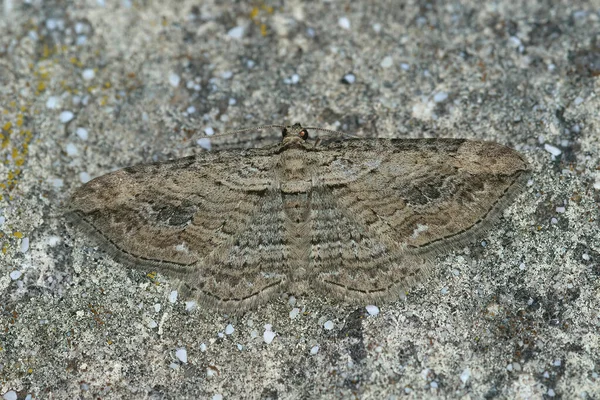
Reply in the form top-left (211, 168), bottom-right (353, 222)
top-left (299, 130), bottom-right (309, 140)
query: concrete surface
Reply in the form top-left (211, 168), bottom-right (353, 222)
top-left (1, 0), bottom-right (599, 399)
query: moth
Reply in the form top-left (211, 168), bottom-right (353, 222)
top-left (66, 123), bottom-right (530, 311)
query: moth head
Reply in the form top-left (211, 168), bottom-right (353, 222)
top-left (282, 123), bottom-right (309, 141)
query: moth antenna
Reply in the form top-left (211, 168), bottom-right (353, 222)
top-left (304, 126), bottom-right (359, 139)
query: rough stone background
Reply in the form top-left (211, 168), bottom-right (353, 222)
top-left (1, 0), bottom-right (599, 399)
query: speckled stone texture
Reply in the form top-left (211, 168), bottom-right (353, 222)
top-left (0, 1), bottom-right (599, 399)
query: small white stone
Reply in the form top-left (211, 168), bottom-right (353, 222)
top-left (79, 172), bottom-right (91, 183)
top-left (154, 303), bottom-right (161, 312)
top-left (460, 368), bottom-right (470, 384)
top-left (519, 262), bottom-right (526, 270)
top-left (47, 236), bottom-right (60, 246)
top-left (506, 363), bottom-right (513, 371)
top-left (343, 73), bottom-right (356, 84)
top-left (400, 63), bottom-right (410, 70)
top-left (65, 143), bottom-right (78, 156)
top-left (547, 388), bottom-right (555, 397)
top-left (227, 26), bottom-right (244, 39)
top-left (338, 17), bottom-right (350, 30)
top-left (365, 305), bottom-right (379, 316)
top-left (228, 98), bottom-right (237, 105)
top-left (168, 290), bottom-right (178, 303)
top-left (291, 74), bottom-right (300, 84)
top-left (440, 287), bottom-right (449, 295)
top-left (204, 126), bottom-right (215, 136)
top-left (20, 237), bottom-right (29, 253)
top-left (288, 296), bottom-right (297, 306)
top-left (168, 73), bottom-right (181, 87)
top-left (10, 270), bottom-right (22, 280)
top-left (323, 320), bottom-right (334, 330)
top-left (574, 97), bottom-right (584, 105)
top-left (200, 343), bottom-right (207, 352)
top-left (310, 345), bottom-right (320, 355)
top-left (544, 144), bottom-right (562, 157)
top-left (59, 111), bottom-right (74, 123)
top-left (193, 84), bottom-right (201, 91)
top-left (289, 307), bottom-right (300, 319)
top-left (148, 320), bottom-right (158, 329)
top-left (433, 92), bottom-right (448, 103)
top-left (212, 395), bottom-right (223, 400)
top-left (175, 348), bottom-right (187, 363)
top-left (3, 390), bottom-right (18, 400)
top-left (185, 301), bottom-right (197, 312)
top-left (197, 138), bottom-right (211, 150)
top-left (46, 96), bottom-right (60, 109)
top-left (551, 217), bottom-right (558, 224)
top-left (430, 381), bottom-right (438, 389)
top-left (221, 71), bottom-right (233, 80)
top-left (82, 69), bottom-right (95, 80)
top-left (380, 56), bottom-right (393, 69)
top-left (263, 329), bottom-right (276, 344)
top-left (372, 23), bottom-right (382, 33)
top-left (51, 178), bottom-right (64, 188)
top-left (225, 324), bottom-right (234, 335)
top-left (582, 253), bottom-right (590, 261)
top-left (555, 206), bottom-right (566, 213)
top-left (186, 106), bottom-right (196, 114)
top-left (553, 359), bottom-right (561, 366)
top-left (76, 127), bottom-right (88, 140)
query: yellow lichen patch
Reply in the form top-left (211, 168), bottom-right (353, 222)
top-left (260, 24), bottom-right (267, 36)
top-left (13, 232), bottom-right (23, 239)
top-left (3, 121), bottom-right (12, 131)
top-left (2, 245), bottom-right (7, 254)
top-left (250, 7), bottom-right (259, 19)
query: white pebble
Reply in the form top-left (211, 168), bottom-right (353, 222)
top-left (246, 60), bottom-right (255, 69)
top-left (59, 111), bottom-right (74, 123)
top-left (225, 324), bottom-right (234, 335)
top-left (10, 270), bottom-right (22, 280)
top-left (186, 80), bottom-right (195, 89)
top-left (82, 69), bottom-right (95, 80)
top-left (148, 320), bottom-right (158, 329)
top-left (365, 305), bottom-right (379, 316)
top-left (310, 345), bottom-right (320, 355)
top-left (185, 301), bottom-right (197, 311)
top-left (204, 126), bottom-right (215, 136)
top-left (3, 391), bottom-right (17, 400)
top-left (46, 96), bottom-right (59, 109)
top-left (338, 17), bottom-right (350, 30)
top-left (228, 98), bottom-right (237, 105)
top-left (430, 381), bottom-right (438, 389)
top-left (65, 143), bottom-right (78, 156)
top-left (547, 388), bottom-right (555, 397)
top-left (400, 63), bottom-right (410, 70)
top-left (519, 262), bottom-right (526, 270)
top-left (380, 56), bottom-right (393, 69)
top-left (343, 73), bottom-right (356, 84)
top-left (323, 320), bottom-right (334, 330)
top-left (186, 106), bottom-right (196, 114)
top-left (168, 73), bottom-right (181, 87)
top-left (289, 307), bottom-right (300, 319)
top-left (76, 127), bottom-right (88, 140)
top-left (433, 92), bottom-right (448, 103)
top-left (288, 296), bottom-right (297, 306)
top-left (168, 290), bottom-right (178, 303)
top-left (51, 178), bottom-right (64, 188)
top-left (291, 74), bottom-right (300, 84)
top-left (544, 144), bottom-right (562, 157)
top-left (555, 206), bottom-right (566, 213)
top-left (460, 368), bottom-right (470, 384)
top-left (154, 303), bottom-right (161, 312)
top-left (574, 97), bottom-right (584, 105)
top-left (200, 343), bottom-right (207, 352)
top-left (582, 253), bottom-right (590, 261)
top-left (372, 23), bottom-right (382, 33)
top-left (236, 343), bottom-right (243, 351)
top-left (212, 395), bottom-right (223, 400)
top-left (553, 359), bottom-right (561, 366)
top-left (79, 172), bottom-right (91, 183)
top-left (551, 217), bottom-right (558, 224)
top-left (175, 348), bottom-right (187, 363)
top-left (227, 26), bottom-right (244, 39)
top-left (46, 19), bottom-right (58, 30)
top-left (0, 216), bottom-right (4, 226)
top-left (20, 237), bottom-right (29, 253)
top-left (263, 328), bottom-right (276, 344)
top-left (197, 138), bottom-right (211, 150)
top-left (221, 71), bottom-right (233, 80)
